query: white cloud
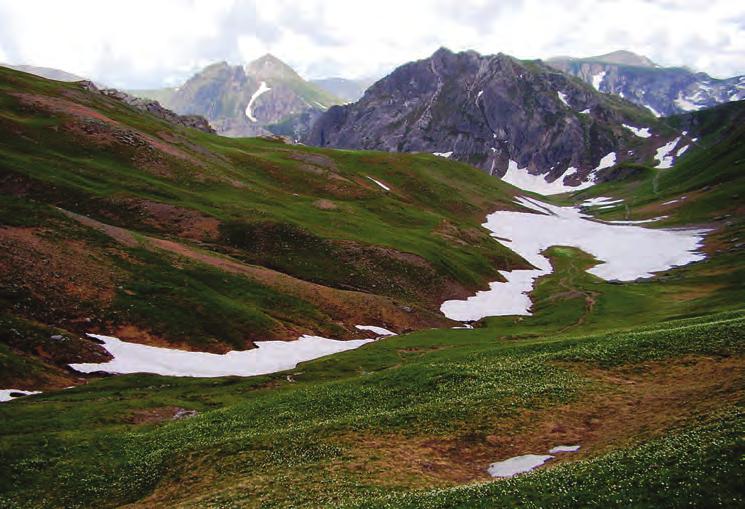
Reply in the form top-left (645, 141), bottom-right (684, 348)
top-left (0, 0), bottom-right (743, 88)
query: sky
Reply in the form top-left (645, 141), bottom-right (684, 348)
top-left (0, 0), bottom-right (743, 88)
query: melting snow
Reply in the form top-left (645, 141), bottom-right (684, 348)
top-left (674, 92), bottom-right (701, 112)
top-left (549, 445), bottom-right (581, 453)
top-left (594, 152), bottom-right (617, 172)
top-left (355, 325), bottom-right (396, 337)
top-left (676, 145), bottom-right (690, 157)
top-left (501, 160), bottom-right (593, 195)
top-left (70, 334), bottom-right (374, 378)
top-left (607, 216), bottom-right (668, 225)
top-left (580, 108), bottom-right (590, 114)
top-left (367, 176), bottom-right (391, 191)
top-left (557, 91), bottom-right (570, 107)
top-left (644, 104), bottom-right (662, 117)
top-left (245, 81), bottom-right (271, 122)
top-left (622, 124), bottom-right (652, 138)
top-left (488, 454), bottom-right (553, 478)
top-left (581, 197), bottom-right (623, 207)
top-left (655, 137), bottom-right (681, 169)
top-left (433, 151), bottom-right (453, 158)
top-left (440, 196), bottom-right (705, 321)
top-left (591, 71), bottom-right (606, 91)
top-left (0, 389), bottom-right (41, 402)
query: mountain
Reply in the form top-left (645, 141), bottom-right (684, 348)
top-left (131, 54), bottom-right (344, 139)
top-left (310, 77), bottom-right (375, 102)
top-left (307, 47), bottom-right (681, 192)
top-left (0, 63), bottom-right (87, 82)
top-left (2, 61), bottom-right (745, 509)
top-left (547, 50), bottom-right (745, 117)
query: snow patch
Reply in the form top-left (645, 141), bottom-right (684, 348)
top-left (0, 389), bottom-right (41, 402)
top-left (581, 197), bottom-right (623, 207)
top-left (579, 108), bottom-right (590, 114)
top-left (433, 151), bottom-right (453, 158)
top-left (557, 91), bottom-right (570, 107)
top-left (591, 71), bottom-right (606, 91)
top-left (674, 92), bottom-right (701, 112)
top-left (488, 454), bottom-right (553, 478)
top-left (644, 104), bottom-right (662, 117)
top-left (676, 145), bottom-right (689, 157)
top-left (607, 216), bottom-right (668, 225)
top-left (355, 325), bottom-right (396, 337)
top-left (367, 176), bottom-right (391, 191)
top-left (622, 124), bottom-right (652, 138)
top-left (655, 137), bottom-right (681, 169)
top-left (500, 160), bottom-right (593, 196)
top-left (245, 81), bottom-right (271, 122)
top-left (549, 445), bottom-right (581, 453)
top-left (440, 196), bottom-right (705, 321)
top-left (594, 152), bottom-right (617, 172)
top-left (70, 334), bottom-right (375, 378)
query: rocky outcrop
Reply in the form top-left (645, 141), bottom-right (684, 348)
top-left (79, 81), bottom-right (215, 134)
top-left (307, 48), bottom-right (666, 186)
top-left (547, 50), bottom-right (745, 117)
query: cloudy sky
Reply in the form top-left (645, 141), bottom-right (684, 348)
top-left (0, 0), bottom-right (743, 88)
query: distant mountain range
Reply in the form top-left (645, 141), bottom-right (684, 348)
top-left (310, 77), bottom-right (375, 103)
top-left (547, 50), bottom-right (744, 116)
top-left (6, 49), bottom-right (743, 152)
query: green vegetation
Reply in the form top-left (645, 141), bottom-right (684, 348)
top-left (0, 69), bottom-right (744, 508)
top-left (0, 65), bottom-right (523, 354)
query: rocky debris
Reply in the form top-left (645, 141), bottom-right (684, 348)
top-left (306, 48), bottom-right (661, 185)
top-left (79, 80), bottom-right (215, 134)
top-left (172, 408), bottom-right (199, 420)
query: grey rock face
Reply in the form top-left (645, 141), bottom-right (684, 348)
top-left (307, 48), bottom-right (664, 183)
top-left (547, 51), bottom-right (745, 117)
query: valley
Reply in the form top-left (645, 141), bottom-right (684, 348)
top-left (1, 33), bottom-right (744, 509)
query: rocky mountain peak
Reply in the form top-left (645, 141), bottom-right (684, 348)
top-left (307, 47), bottom-right (666, 191)
top-left (245, 54), bottom-right (301, 81)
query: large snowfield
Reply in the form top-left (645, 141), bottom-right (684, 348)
top-left (70, 334), bottom-right (374, 378)
top-left (440, 196), bottom-right (706, 321)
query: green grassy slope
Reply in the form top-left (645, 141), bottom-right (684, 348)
top-left (0, 66), bottom-right (525, 384)
top-left (0, 71), bottom-right (743, 508)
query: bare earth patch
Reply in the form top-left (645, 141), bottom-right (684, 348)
top-left (332, 355), bottom-right (745, 488)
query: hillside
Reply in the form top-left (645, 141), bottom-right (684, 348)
top-left (547, 50), bottom-right (745, 116)
top-left (1, 69), bottom-right (744, 508)
top-left (0, 66), bottom-right (528, 388)
top-left (307, 48), bottom-right (686, 192)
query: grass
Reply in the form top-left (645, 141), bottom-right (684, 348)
top-left (0, 65), bottom-right (525, 352)
top-left (1, 68), bottom-right (744, 508)
top-left (1, 308), bottom-right (742, 508)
